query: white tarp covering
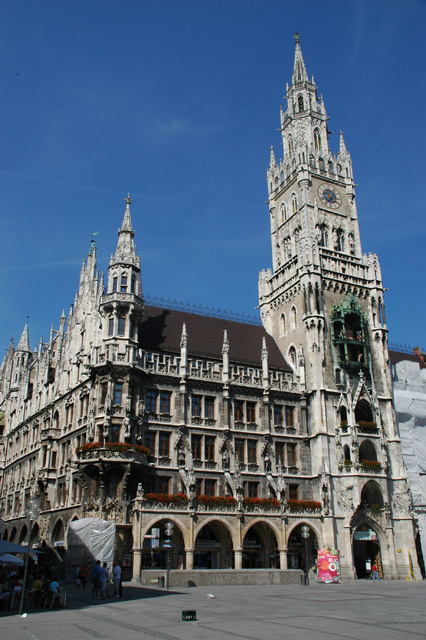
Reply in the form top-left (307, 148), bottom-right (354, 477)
top-left (67, 518), bottom-right (116, 580)
top-left (393, 361), bottom-right (426, 560)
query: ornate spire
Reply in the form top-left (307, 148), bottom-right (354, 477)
top-left (292, 33), bottom-right (308, 85)
top-left (269, 145), bottom-right (276, 169)
top-left (16, 321), bottom-right (30, 352)
top-left (111, 194), bottom-right (137, 265)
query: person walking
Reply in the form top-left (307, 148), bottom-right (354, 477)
top-left (92, 560), bottom-right (101, 598)
top-left (100, 562), bottom-right (108, 599)
top-left (80, 564), bottom-right (87, 588)
top-left (371, 563), bottom-right (381, 582)
top-left (113, 561), bottom-right (122, 598)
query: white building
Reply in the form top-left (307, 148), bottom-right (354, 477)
top-left (0, 35), bottom-right (420, 582)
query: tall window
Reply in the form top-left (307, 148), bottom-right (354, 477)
top-left (108, 317), bottom-right (114, 336)
top-left (234, 400), bottom-right (244, 422)
top-left (192, 435), bottom-right (202, 459)
top-left (314, 128), bottom-right (321, 151)
top-left (205, 436), bottom-right (215, 461)
top-left (274, 405), bottom-right (283, 427)
top-left (205, 397), bottom-right (215, 419)
top-left (100, 382), bottom-right (108, 406)
top-left (287, 443), bottom-right (297, 466)
top-left (280, 314), bottom-right (286, 337)
top-left (192, 396), bottom-right (202, 418)
top-left (158, 477), bottom-right (170, 494)
top-left (235, 439), bottom-right (245, 462)
top-left (160, 392), bottom-right (171, 414)
top-left (146, 390), bottom-right (157, 413)
top-left (113, 277), bottom-right (118, 293)
top-left (247, 440), bottom-right (257, 464)
top-left (145, 431), bottom-right (156, 455)
top-left (205, 479), bottom-right (216, 497)
top-left (131, 276), bottom-right (136, 293)
top-left (276, 442), bottom-right (284, 464)
top-left (247, 402), bottom-right (256, 423)
top-left (289, 484), bottom-right (298, 500)
top-left (281, 204), bottom-right (287, 224)
top-left (118, 316), bottom-right (126, 336)
top-left (291, 194), bottom-right (298, 214)
top-left (285, 406), bottom-right (294, 427)
top-left (247, 482), bottom-right (258, 498)
top-left (298, 95), bottom-right (304, 111)
top-left (159, 433), bottom-right (170, 457)
top-left (120, 275), bottom-right (127, 293)
top-left (113, 383), bottom-right (122, 406)
top-left (290, 306), bottom-right (297, 330)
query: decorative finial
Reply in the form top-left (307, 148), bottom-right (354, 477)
top-left (294, 32), bottom-right (300, 44)
top-left (125, 193), bottom-right (132, 206)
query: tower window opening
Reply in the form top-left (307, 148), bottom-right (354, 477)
top-left (280, 171), bottom-right (284, 183)
top-left (319, 157), bottom-right (325, 172)
top-left (328, 161), bottom-right (334, 174)
top-left (288, 134), bottom-right (294, 155)
top-left (289, 346), bottom-right (297, 367)
top-left (120, 275), bottom-right (128, 293)
top-left (291, 194), bottom-right (298, 214)
top-left (290, 306), bottom-right (297, 330)
top-left (337, 163), bottom-right (342, 175)
top-left (319, 224), bottom-right (328, 248)
top-left (131, 276), bottom-right (136, 294)
top-left (113, 277), bottom-right (118, 293)
top-left (298, 95), bottom-right (304, 112)
top-left (309, 155), bottom-right (316, 169)
top-left (314, 128), bottom-right (321, 151)
top-left (118, 316), bottom-right (126, 336)
top-left (108, 317), bottom-right (114, 336)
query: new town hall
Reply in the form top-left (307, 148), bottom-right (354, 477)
top-left (0, 37), bottom-right (419, 582)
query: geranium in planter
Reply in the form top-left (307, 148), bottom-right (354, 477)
top-left (197, 495), bottom-right (237, 506)
top-left (145, 492), bottom-right (189, 505)
top-left (287, 499), bottom-right (321, 513)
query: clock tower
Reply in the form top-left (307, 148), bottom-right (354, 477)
top-left (258, 34), bottom-right (416, 579)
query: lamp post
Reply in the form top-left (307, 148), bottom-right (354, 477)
top-left (19, 496), bottom-right (41, 616)
top-left (301, 525), bottom-right (310, 586)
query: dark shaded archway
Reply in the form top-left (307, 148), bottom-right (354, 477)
top-left (243, 522), bottom-right (279, 568)
top-left (194, 521), bottom-right (233, 569)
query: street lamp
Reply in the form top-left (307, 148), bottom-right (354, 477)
top-left (19, 496), bottom-right (41, 616)
top-left (164, 521), bottom-right (174, 591)
top-left (301, 525), bottom-right (310, 586)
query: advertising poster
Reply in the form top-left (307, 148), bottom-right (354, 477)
top-left (317, 549), bottom-right (342, 583)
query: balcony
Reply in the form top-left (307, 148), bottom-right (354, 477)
top-left (76, 442), bottom-right (150, 465)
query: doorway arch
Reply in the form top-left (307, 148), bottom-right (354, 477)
top-left (352, 521), bottom-right (383, 579)
top-left (287, 523), bottom-right (319, 573)
top-left (194, 521), bottom-right (233, 569)
top-left (242, 522), bottom-right (279, 568)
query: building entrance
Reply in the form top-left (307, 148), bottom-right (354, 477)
top-left (353, 527), bottom-right (382, 578)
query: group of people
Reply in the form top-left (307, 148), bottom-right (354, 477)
top-left (83, 560), bottom-right (122, 599)
top-left (0, 565), bottom-right (62, 608)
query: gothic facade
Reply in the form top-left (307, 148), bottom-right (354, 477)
top-left (0, 37), bottom-right (419, 581)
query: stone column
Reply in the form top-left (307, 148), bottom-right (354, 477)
top-left (132, 549), bottom-right (142, 583)
top-left (279, 549), bottom-right (288, 570)
top-left (185, 548), bottom-right (194, 570)
top-left (234, 548), bottom-right (243, 570)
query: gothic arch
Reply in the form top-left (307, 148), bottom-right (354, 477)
top-left (359, 439), bottom-right (377, 463)
top-left (142, 516), bottom-right (188, 549)
top-left (2, 528), bottom-right (8, 540)
top-left (280, 203), bottom-right (287, 224)
top-left (241, 520), bottom-right (282, 568)
top-left (280, 313), bottom-right (287, 337)
top-left (19, 524), bottom-right (28, 544)
top-left (194, 519), bottom-right (234, 569)
top-left (355, 399), bottom-right (374, 423)
top-left (360, 480), bottom-right (384, 508)
top-left (291, 193), bottom-right (298, 215)
top-left (10, 527), bottom-right (17, 542)
top-left (290, 306), bottom-right (297, 330)
top-left (52, 518), bottom-right (65, 544)
top-left (288, 345), bottom-right (297, 367)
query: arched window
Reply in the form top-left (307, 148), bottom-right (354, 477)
top-left (131, 276), bottom-right (136, 294)
top-left (288, 346), bottom-right (297, 367)
top-left (280, 313), bottom-right (287, 337)
top-left (291, 194), bottom-right (298, 214)
top-left (335, 229), bottom-right (345, 252)
top-left (290, 306), bottom-right (297, 330)
top-left (340, 406), bottom-right (348, 423)
top-left (314, 128), bottom-right (321, 151)
top-left (319, 224), bottom-right (328, 248)
top-left (343, 445), bottom-right (351, 463)
top-left (328, 161), bottom-right (334, 174)
top-left (288, 135), bottom-right (294, 155)
top-left (318, 157), bottom-right (325, 172)
top-left (281, 204), bottom-right (287, 224)
top-left (118, 316), bottom-right (126, 336)
top-left (337, 163), bottom-right (342, 175)
top-left (280, 171), bottom-right (284, 183)
top-left (359, 440), bottom-right (377, 463)
top-left (298, 95), bottom-right (304, 112)
top-left (309, 154), bottom-right (316, 169)
top-left (355, 399), bottom-right (374, 424)
top-left (112, 277), bottom-right (118, 293)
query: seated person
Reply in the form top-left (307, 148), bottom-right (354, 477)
top-left (49, 577), bottom-right (60, 593)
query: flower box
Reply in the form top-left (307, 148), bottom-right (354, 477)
top-left (144, 492), bottom-right (189, 505)
top-left (287, 499), bottom-right (321, 513)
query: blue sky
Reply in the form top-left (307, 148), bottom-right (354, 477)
top-left (0, 0), bottom-right (424, 355)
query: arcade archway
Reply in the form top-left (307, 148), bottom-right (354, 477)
top-left (352, 523), bottom-right (383, 579)
top-left (242, 522), bottom-right (279, 568)
top-left (194, 521), bottom-right (233, 569)
top-left (287, 524), bottom-right (318, 573)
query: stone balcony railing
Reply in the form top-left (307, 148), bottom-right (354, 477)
top-left (76, 446), bottom-right (149, 464)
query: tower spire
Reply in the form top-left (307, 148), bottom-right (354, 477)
top-left (292, 32), bottom-right (308, 85)
top-left (111, 193), bottom-right (137, 265)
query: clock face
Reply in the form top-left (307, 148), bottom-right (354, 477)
top-left (318, 184), bottom-right (342, 209)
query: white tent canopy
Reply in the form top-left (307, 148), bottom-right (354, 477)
top-left (0, 553), bottom-right (25, 565)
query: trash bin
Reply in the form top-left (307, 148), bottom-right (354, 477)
top-left (158, 576), bottom-right (165, 588)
